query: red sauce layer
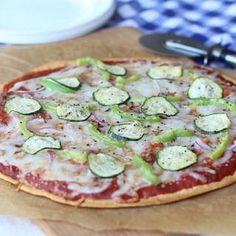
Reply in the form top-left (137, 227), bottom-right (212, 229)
top-left (1, 154), bottom-right (235, 201)
top-left (0, 62), bottom-right (236, 202)
top-left (138, 155), bottom-right (236, 199)
top-left (0, 163), bottom-right (20, 180)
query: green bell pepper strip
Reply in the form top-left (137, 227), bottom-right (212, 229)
top-left (76, 57), bottom-right (105, 68)
top-left (191, 98), bottom-right (225, 106)
top-left (111, 105), bottom-right (160, 123)
top-left (210, 130), bottom-right (231, 160)
top-left (191, 98), bottom-right (236, 114)
top-left (144, 116), bottom-right (160, 123)
top-left (165, 95), bottom-right (182, 102)
top-left (40, 78), bottom-right (77, 93)
top-left (87, 123), bottom-right (125, 148)
top-left (19, 117), bottom-right (34, 138)
top-left (155, 129), bottom-right (194, 143)
top-left (132, 155), bottom-right (160, 185)
top-left (76, 57), bottom-right (110, 80)
top-left (42, 102), bottom-right (57, 112)
top-left (100, 70), bottom-right (111, 80)
top-left (116, 75), bottom-right (141, 86)
top-left (58, 149), bottom-right (87, 163)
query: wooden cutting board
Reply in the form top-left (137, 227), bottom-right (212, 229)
top-left (0, 27), bottom-right (235, 236)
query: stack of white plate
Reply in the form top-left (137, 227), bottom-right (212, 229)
top-left (0, 0), bottom-right (115, 44)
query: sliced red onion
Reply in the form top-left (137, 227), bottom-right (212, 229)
top-left (27, 118), bottom-right (45, 126)
top-left (47, 150), bottom-right (56, 169)
top-left (188, 172), bottom-right (207, 183)
top-left (15, 90), bottom-right (35, 96)
top-left (215, 150), bottom-right (233, 165)
top-left (228, 141), bottom-right (236, 151)
top-left (89, 114), bottom-right (107, 127)
top-left (191, 166), bottom-right (216, 175)
top-left (194, 138), bottom-right (211, 151)
top-left (231, 127), bottom-right (236, 135)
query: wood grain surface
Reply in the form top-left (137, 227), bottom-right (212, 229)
top-left (0, 27), bottom-right (235, 236)
top-left (36, 220), bottom-right (171, 236)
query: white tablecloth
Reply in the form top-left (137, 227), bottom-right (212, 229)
top-left (0, 216), bottom-right (45, 236)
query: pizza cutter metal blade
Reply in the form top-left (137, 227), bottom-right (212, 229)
top-left (139, 33), bottom-right (236, 66)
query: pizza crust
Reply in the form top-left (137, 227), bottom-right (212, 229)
top-left (1, 170), bottom-right (236, 208)
top-left (1, 59), bottom-right (236, 208)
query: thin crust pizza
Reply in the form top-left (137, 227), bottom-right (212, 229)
top-left (0, 58), bottom-right (235, 208)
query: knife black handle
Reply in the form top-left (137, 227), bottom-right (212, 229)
top-left (210, 45), bottom-right (236, 65)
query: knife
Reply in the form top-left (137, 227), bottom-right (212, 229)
top-left (139, 33), bottom-right (236, 67)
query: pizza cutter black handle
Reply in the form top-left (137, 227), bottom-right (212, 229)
top-left (208, 45), bottom-right (236, 65)
top-left (221, 48), bottom-right (236, 64)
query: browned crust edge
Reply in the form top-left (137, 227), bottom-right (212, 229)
top-left (1, 171), bottom-right (236, 208)
top-left (0, 58), bottom-right (235, 208)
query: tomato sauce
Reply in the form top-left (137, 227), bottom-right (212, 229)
top-left (1, 152), bottom-right (235, 201)
top-left (0, 163), bottom-right (20, 179)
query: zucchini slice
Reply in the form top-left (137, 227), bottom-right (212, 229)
top-left (194, 113), bottom-right (231, 134)
top-left (22, 135), bottom-right (61, 154)
top-left (157, 146), bottom-right (197, 171)
top-left (88, 153), bottom-right (125, 178)
top-left (147, 65), bottom-right (182, 80)
top-left (142, 96), bottom-right (178, 116)
top-left (188, 78), bottom-right (222, 99)
top-left (56, 77), bottom-right (81, 89)
top-left (56, 103), bottom-right (91, 121)
top-left (5, 96), bottom-right (41, 115)
top-left (109, 121), bottom-right (145, 141)
top-left (93, 86), bottom-right (129, 106)
top-left (103, 65), bottom-right (127, 76)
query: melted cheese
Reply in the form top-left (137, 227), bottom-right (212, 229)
top-left (125, 78), bottom-right (160, 97)
top-left (196, 105), bottom-right (220, 115)
top-left (111, 168), bottom-right (149, 200)
top-left (1, 60), bottom-right (236, 200)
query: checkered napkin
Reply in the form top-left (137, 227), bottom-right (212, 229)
top-left (105, 0), bottom-right (236, 50)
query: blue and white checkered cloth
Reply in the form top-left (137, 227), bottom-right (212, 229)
top-left (105, 0), bottom-right (236, 50)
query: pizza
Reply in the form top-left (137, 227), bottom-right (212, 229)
top-left (0, 57), bottom-right (235, 208)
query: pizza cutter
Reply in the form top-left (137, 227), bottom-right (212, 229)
top-left (139, 33), bottom-right (236, 67)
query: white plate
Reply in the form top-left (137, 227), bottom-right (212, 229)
top-left (0, 0), bottom-right (115, 44)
